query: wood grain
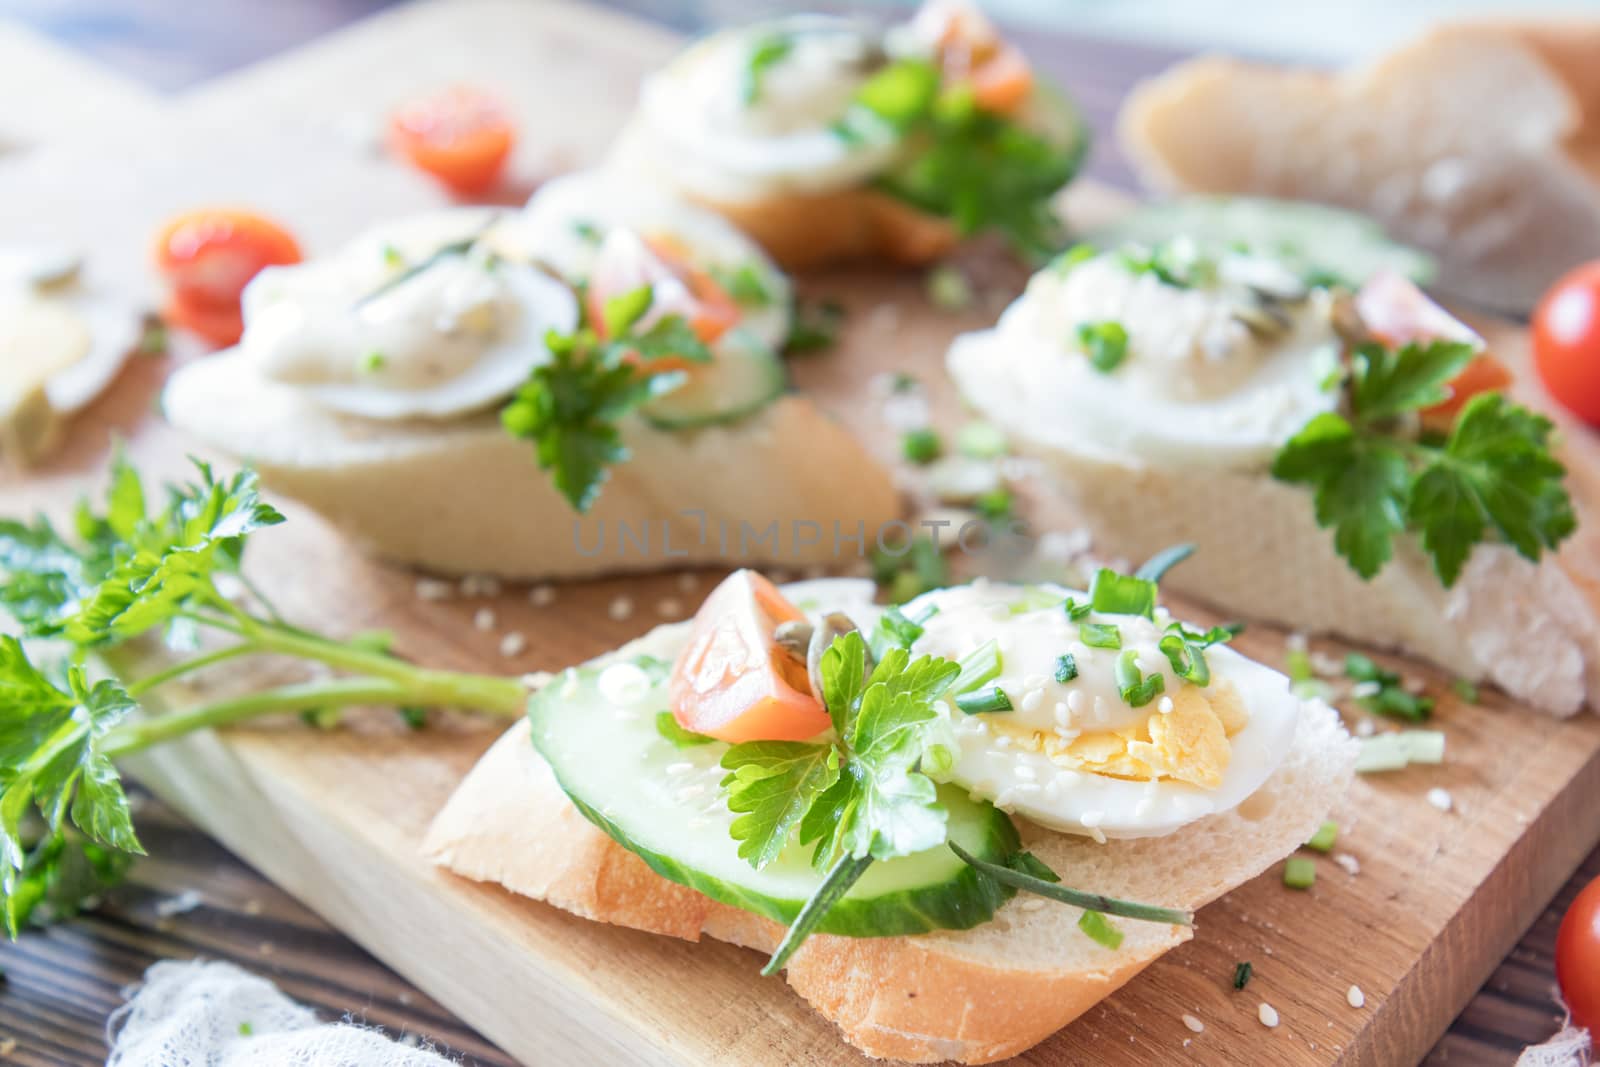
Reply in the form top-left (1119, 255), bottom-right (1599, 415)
top-left (0, 2), bottom-right (1596, 1064)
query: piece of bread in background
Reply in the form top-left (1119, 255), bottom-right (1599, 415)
top-left (1118, 22), bottom-right (1600, 315)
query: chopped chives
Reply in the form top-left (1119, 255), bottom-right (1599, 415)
top-left (1114, 649), bottom-right (1165, 707)
top-left (1077, 320), bottom-right (1129, 373)
top-left (901, 428), bottom-right (943, 465)
top-left (1305, 820), bottom-right (1338, 853)
top-left (1233, 961), bottom-right (1253, 991)
top-left (1451, 678), bottom-right (1480, 704)
top-left (1054, 653), bottom-right (1078, 684)
top-left (1078, 910), bottom-right (1124, 950)
top-left (1079, 622), bottom-right (1121, 649)
top-left (1063, 597), bottom-right (1092, 621)
top-left (1089, 568), bottom-right (1157, 618)
top-left (955, 686), bottom-right (1012, 715)
top-left (952, 639), bottom-right (1002, 695)
top-left (956, 421), bottom-right (1008, 459)
top-left (1283, 856), bottom-right (1316, 890)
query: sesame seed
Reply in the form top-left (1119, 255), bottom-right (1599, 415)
top-left (1427, 787), bottom-right (1453, 812)
top-left (676, 572), bottom-right (698, 592)
top-left (473, 608), bottom-right (496, 632)
top-left (520, 671), bottom-right (553, 690)
top-left (1181, 1014), bottom-right (1205, 1034)
top-left (498, 631), bottom-right (526, 657)
top-left (1355, 718), bottom-right (1377, 737)
top-left (1157, 695), bottom-right (1174, 714)
top-left (1351, 680), bottom-right (1381, 698)
top-left (1347, 985), bottom-right (1365, 1008)
top-left (1286, 632), bottom-right (1308, 652)
top-left (415, 578), bottom-right (452, 601)
top-left (529, 584), bottom-right (556, 606)
top-left (609, 596), bottom-right (634, 621)
top-left (1258, 1003), bottom-right (1280, 1028)
top-left (656, 597), bottom-right (683, 618)
top-left (1067, 690), bottom-right (1085, 714)
top-left (1020, 688), bottom-right (1044, 713)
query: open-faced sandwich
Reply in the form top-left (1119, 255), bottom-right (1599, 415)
top-left (162, 180), bottom-right (898, 578)
top-left (609, 0), bottom-right (1088, 267)
top-left (427, 565), bottom-right (1356, 1063)
top-left (948, 212), bottom-right (1600, 715)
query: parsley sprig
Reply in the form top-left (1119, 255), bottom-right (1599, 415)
top-left (1272, 340), bottom-right (1574, 585)
top-left (0, 457), bottom-right (527, 932)
top-left (500, 286), bottom-right (711, 512)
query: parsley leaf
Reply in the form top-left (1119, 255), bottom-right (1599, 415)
top-left (1273, 339), bottom-right (1575, 585)
top-left (5, 825), bottom-right (133, 930)
top-left (722, 741), bottom-right (841, 869)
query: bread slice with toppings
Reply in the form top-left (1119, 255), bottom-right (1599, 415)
top-left (163, 350), bottom-right (900, 579)
top-left (424, 624), bottom-right (1357, 1064)
top-left (1118, 22), bottom-right (1600, 313)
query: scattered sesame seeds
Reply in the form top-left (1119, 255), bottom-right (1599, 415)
top-left (1258, 1003), bottom-right (1280, 1028)
top-left (1427, 787), bottom-right (1454, 812)
top-left (609, 596), bottom-right (634, 621)
top-left (1355, 718), bottom-right (1377, 737)
top-left (415, 578), bottom-right (452, 601)
top-left (1347, 985), bottom-right (1365, 1009)
top-left (676, 572), bottom-right (699, 592)
top-left (529, 584), bottom-right (556, 606)
top-left (498, 631), bottom-right (527, 657)
top-left (473, 607), bottom-right (496, 632)
top-left (1334, 853), bottom-right (1361, 876)
top-left (1181, 1014), bottom-right (1205, 1034)
top-left (1157, 695), bottom-right (1174, 714)
top-left (656, 597), bottom-right (683, 618)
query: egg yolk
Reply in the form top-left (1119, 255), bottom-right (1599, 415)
top-left (989, 681), bottom-right (1248, 789)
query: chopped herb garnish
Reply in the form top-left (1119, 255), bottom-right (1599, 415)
top-left (902, 428), bottom-right (943, 465)
top-left (952, 639), bottom-right (1002, 695)
top-left (1233, 962), bottom-right (1253, 990)
top-left (1051, 243), bottom-right (1097, 276)
top-left (742, 32), bottom-right (795, 106)
top-left (1283, 856), bottom-right (1316, 890)
top-left (1354, 729), bottom-right (1445, 772)
top-left (926, 263), bottom-right (974, 312)
top-left (710, 263), bottom-right (774, 307)
top-left (1007, 586), bottom-right (1063, 615)
top-left (1063, 597), bottom-right (1092, 621)
top-left (955, 421), bottom-right (1007, 459)
top-left (656, 711), bottom-right (716, 748)
top-left (1344, 653), bottom-right (1432, 722)
top-left (1077, 320), bottom-right (1129, 373)
top-left (785, 298), bottom-right (845, 355)
top-left (955, 685), bottom-right (1012, 714)
top-left (361, 350), bottom-right (387, 373)
top-left (1078, 622), bottom-right (1120, 649)
top-left (1114, 648), bottom-right (1165, 707)
top-left (1157, 621), bottom-right (1235, 689)
top-left (239, 1022), bottom-right (254, 1037)
top-left (974, 488), bottom-right (1013, 520)
top-left (1088, 567), bottom-right (1156, 618)
top-left (572, 220), bottom-right (603, 245)
top-left (871, 606), bottom-right (926, 657)
top-left (1305, 820), bottom-right (1339, 853)
top-left (602, 285), bottom-right (654, 337)
top-left (1078, 910), bottom-right (1123, 950)
top-left (1273, 340), bottom-right (1574, 586)
top-left (1451, 678), bottom-right (1480, 704)
top-left (1053, 653), bottom-right (1078, 684)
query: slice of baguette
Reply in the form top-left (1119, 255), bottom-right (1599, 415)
top-left (162, 351), bottom-right (900, 579)
top-left (607, 119), bottom-right (959, 270)
top-left (424, 626), bottom-right (1357, 1064)
top-left (948, 336), bottom-right (1600, 716)
top-left (1118, 23), bottom-right (1600, 313)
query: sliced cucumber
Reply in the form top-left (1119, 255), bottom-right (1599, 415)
top-left (642, 326), bottom-right (786, 430)
top-left (529, 660), bottom-right (1020, 937)
top-left (1085, 196), bottom-right (1435, 286)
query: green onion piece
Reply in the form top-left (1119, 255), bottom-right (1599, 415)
top-left (949, 842), bottom-right (1193, 925)
top-left (381, 243), bottom-right (405, 267)
top-left (742, 31), bottom-right (794, 105)
top-left (1283, 856), bottom-right (1316, 890)
top-left (656, 711), bottom-right (715, 749)
top-left (1007, 586), bottom-right (1064, 615)
top-left (1354, 729), bottom-right (1446, 773)
top-left (901, 428), bottom-right (943, 465)
top-left (974, 488), bottom-right (1013, 520)
top-left (1079, 622), bottom-right (1121, 650)
top-left (1051, 243), bottom-right (1096, 277)
top-left (1077, 320), bottom-right (1129, 373)
top-left (952, 639), bottom-right (1002, 695)
top-left (926, 264), bottom-right (974, 311)
top-left (361, 350), bottom-right (387, 373)
top-left (785, 299), bottom-right (844, 354)
top-left (1451, 678), bottom-right (1480, 704)
top-left (710, 263), bottom-right (774, 307)
top-left (1285, 648), bottom-right (1314, 683)
top-left (761, 853), bottom-right (873, 976)
top-left (1158, 631), bottom-right (1211, 688)
top-left (1233, 961), bottom-right (1253, 990)
top-left (602, 285), bottom-right (654, 337)
top-left (1089, 568), bottom-right (1157, 618)
top-left (1133, 543), bottom-right (1195, 583)
top-left (1366, 686), bottom-right (1433, 722)
top-left (1115, 649), bottom-right (1165, 707)
top-left (955, 686), bottom-right (1012, 715)
top-left (1063, 597), bottom-right (1092, 621)
top-left (398, 706), bottom-right (428, 731)
top-left (956, 421), bottom-right (1008, 459)
top-left (1343, 652), bottom-right (1388, 684)
top-left (854, 58), bottom-right (941, 128)
top-left (1292, 679), bottom-right (1334, 701)
top-left (1305, 820), bottom-right (1339, 853)
top-left (1078, 910), bottom-right (1123, 950)
top-left (1054, 653), bottom-right (1078, 684)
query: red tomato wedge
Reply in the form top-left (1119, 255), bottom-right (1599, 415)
top-left (161, 294), bottom-right (245, 348)
top-left (916, 0), bottom-right (1033, 115)
top-left (1556, 873), bottom-right (1600, 1033)
top-left (668, 570), bottom-right (830, 743)
top-left (389, 86), bottom-right (515, 195)
top-left (153, 209), bottom-right (301, 314)
top-left (584, 230), bottom-right (740, 368)
top-left (1533, 260), bottom-right (1600, 427)
top-left (1354, 271), bottom-right (1509, 428)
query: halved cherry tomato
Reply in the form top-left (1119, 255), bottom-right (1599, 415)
top-left (153, 209), bottom-right (301, 313)
top-left (390, 86), bottom-right (515, 196)
top-left (968, 44), bottom-right (1034, 115)
top-left (916, 0), bottom-right (1033, 115)
top-left (1354, 271), bottom-right (1507, 429)
top-left (645, 235), bottom-right (740, 347)
top-left (668, 570), bottom-right (830, 743)
top-left (161, 295), bottom-right (244, 348)
top-left (1533, 260), bottom-right (1600, 427)
top-left (1556, 873), bottom-right (1600, 1033)
top-left (584, 230), bottom-right (740, 369)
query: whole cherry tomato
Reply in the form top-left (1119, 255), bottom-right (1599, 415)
top-left (389, 86), bottom-right (515, 195)
top-left (152, 209), bottom-right (301, 346)
top-left (1556, 873), bottom-right (1600, 1033)
top-left (1533, 261), bottom-right (1600, 427)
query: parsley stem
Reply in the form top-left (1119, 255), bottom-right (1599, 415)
top-left (124, 643), bottom-right (256, 697)
top-left (100, 678), bottom-right (418, 758)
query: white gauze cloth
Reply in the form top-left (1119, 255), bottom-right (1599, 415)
top-left (107, 959), bottom-right (458, 1066)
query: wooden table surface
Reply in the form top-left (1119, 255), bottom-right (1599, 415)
top-left (0, 2), bottom-right (1590, 1064)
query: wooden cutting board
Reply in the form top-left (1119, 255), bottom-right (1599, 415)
top-left (3, 1), bottom-right (1599, 1064)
